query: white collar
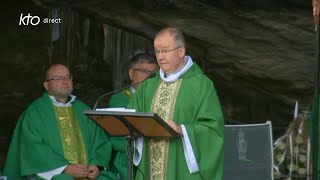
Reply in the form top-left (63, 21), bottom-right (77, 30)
top-left (48, 94), bottom-right (76, 107)
top-left (159, 55), bottom-right (193, 82)
top-left (130, 86), bottom-right (136, 94)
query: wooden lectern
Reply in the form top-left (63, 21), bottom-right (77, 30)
top-left (83, 110), bottom-right (180, 180)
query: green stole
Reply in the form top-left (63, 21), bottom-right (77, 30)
top-left (121, 88), bottom-right (134, 99)
top-left (148, 80), bottom-right (182, 180)
top-left (54, 106), bottom-right (87, 165)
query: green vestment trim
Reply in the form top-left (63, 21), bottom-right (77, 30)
top-left (122, 88), bottom-right (134, 99)
top-left (54, 106), bottom-right (87, 165)
top-left (108, 88), bottom-right (134, 108)
top-left (149, 80), bottom-right (182, 180)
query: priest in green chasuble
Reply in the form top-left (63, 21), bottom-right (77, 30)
top-left (109, 51), bottom-right (158, 108)
top-left (2, 64), bottom-right (117, 180)
top-left (108, 51), bottom-right (158, 180)
top-left (128, 27), bottom-right (224, 180)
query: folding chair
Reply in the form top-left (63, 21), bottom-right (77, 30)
top-left (223, 121), bottom-right (274, 180)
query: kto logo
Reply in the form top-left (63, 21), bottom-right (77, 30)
top-left (19, 13), bottom-right (40, 26)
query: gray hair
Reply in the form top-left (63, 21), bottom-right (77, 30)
top-left (156, 27), bottom-right (186, 47)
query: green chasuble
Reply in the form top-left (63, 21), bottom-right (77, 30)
top-left (109, 88), bottom-right (134, 180)
top-left (109, 88), bottom-right (134, 108)
top-left (128, 63), bottom-right (224, 180)
top-left (3, 92), bottom-right (117, 180)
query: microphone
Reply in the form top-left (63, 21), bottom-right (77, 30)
top-left (92, 72), bottom-right (156, 110)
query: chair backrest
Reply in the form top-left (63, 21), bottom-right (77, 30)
top-left (223, 121), bottom-right (274, 180)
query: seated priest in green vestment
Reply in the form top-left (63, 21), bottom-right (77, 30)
top-left (108, 51), bottom-right (158, 180)
top-left (2, 64), bottom-right (117, 180)
top-left (127, 27), bottom-right (224, 180)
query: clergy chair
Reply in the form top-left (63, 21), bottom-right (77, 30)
top-left (223, 121), bottom-right (274, 180)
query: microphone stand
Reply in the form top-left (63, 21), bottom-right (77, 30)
top-left (92, 72), bottom-right (157, 110)
top-left (92, 84), bottom-right (131, 110)
top-left (91, 72), bottom-right (157, 180)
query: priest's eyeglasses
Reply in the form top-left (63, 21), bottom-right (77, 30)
top-left (46, 75), bottom-right (73, 82)
top-left (154, 46), bottom-right (182, 55)
top-left (132, 68), bottom-right (155, 75)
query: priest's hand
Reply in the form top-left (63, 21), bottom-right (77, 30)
top-left (167, 120), bottom-right (182, 135)
top-left (63, 164), bottom-right (89, 178)
top-left (87, 165), bottom-right (99, 179)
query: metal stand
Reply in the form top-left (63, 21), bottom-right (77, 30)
top-left (83, 110), bottom-right (180, 180)
top-left (119, 115), bottom-right (136, 180)
top-left (125, 133), bottom-right (134, 180)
